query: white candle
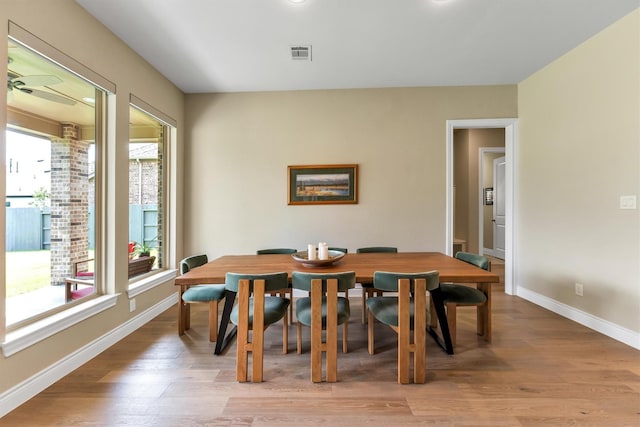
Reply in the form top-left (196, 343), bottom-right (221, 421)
top-left (308, 244), bottom-right (317, 260)
top-left (318, 242), bottom-right (329, 260)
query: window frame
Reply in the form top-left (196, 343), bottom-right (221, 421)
top-left (127, 96), bottom-right (176, 294)
top-left (1, 23), bottom-right (115, 344)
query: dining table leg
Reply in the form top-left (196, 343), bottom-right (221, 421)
top-left (477, 282), bottom-right (492, 342)
top-left (428, 288), bottom-right (454, 355)
top-left (214, 289), bottom-right (237, 355)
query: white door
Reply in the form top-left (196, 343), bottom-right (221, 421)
top-left (493, 156), bottom-right (506, 259)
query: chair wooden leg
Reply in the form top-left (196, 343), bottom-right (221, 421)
top-left (361, 287), bottom-right (367, 324)
top-left (185, 303), bottom-right (191, 330)
top-left (65, 281), bottom-right (73, 303)
top-left (208, 300), bottom-right (218, 342)
top-left (252, 281), bottom-right (266, 382)
top-left (342, 322), bottom-right (348, 353)
top-left (310, 282), bottom-right (323, 382)
top-left (325, 279), bottom-right (338, 383)
top-left (447, 302), bottom-right (457, 348)
top-left (429, 298), bottom-right (438, 329)
top-left (297, 322), bottom-right (303, 354)
top-left (413, 281), bottom-right (427, 384)
top-left (289, 289), bottom-right (294, 323)
top-left (367, 309), bottom-right (375, 355)
top-left (282, 307), bottom-right (289, 355)
top-left (397, 279), bottom-right (411, 384)
top-left (236, 281), bottom-right (250, 382)
top-left (178, 302), bottom-right (186, 336)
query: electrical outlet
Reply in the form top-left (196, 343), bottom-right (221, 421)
top-left (620, 195), bottom-right (637, 209)
top-left (129, 298), bottom-right (136, 312)
top-left (575, 283), bottom-right (584, 297)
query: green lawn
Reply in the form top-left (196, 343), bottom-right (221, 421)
top-left (6, 250), bottom-right (52, 297)
top-left (6, 250), bottom-right (154, 298)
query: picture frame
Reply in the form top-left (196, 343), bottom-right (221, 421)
top-left (288, 164), bottom-right (358, 205)
top-left (484, 187), bottom-right (494, 205)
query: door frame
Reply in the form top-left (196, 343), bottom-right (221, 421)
top-left (446, 118), bottom-right (518, 295)
top-left (478, 148), bottom-right (505, 259)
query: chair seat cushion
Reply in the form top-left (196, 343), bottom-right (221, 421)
top-left (71, 286), bottom-right (94, 300)
top-left (76, 271), bottom-right (94, 278)
top-left (230, 296), bottom-right (290, 327)
top-left (367, 296), bottom-right (423, 327)
top-left (295, 296), bottom-right (351, 327)
top-left (440, 283), bottom-right (487, 304)
top-left (182, 284), bottom-right (226, 302)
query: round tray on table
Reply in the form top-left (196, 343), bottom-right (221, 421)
top-left (291, 250), bottom-right (345, 267)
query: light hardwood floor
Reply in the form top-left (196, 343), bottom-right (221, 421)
top-left (2, 281), bottom-right (639, 426)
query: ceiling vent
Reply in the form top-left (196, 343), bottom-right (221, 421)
top-left (290, 45), bottom-right (311, 61)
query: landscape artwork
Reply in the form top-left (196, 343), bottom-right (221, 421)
top-left (288, 164), bottom-right (358, 205)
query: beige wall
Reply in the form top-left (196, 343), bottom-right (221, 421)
top-left (0, 0), bottom-right (184, 394)
top-left (518, 10), bottom-right (639, 331)
top-left (184, 86), bottom-right (517, 259)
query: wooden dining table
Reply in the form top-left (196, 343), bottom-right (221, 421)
top-left (174, 251), bottom-right (500, 355)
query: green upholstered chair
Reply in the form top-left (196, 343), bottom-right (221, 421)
top-left (356, 247), bottom-right (397, 253)
top-left (256, 248), bottom-right (298, 255)
top-left (356, 246), bottom-right (398, 323)
top-left (430, 252), bottom-right (490, 348)
top-left (292, 271), bottom-right (355, 382)
top-left (257, 248), bottom-right (297, 322)
top-left (179, 255), bottom-right (226, 342)
top-left (366, 270), bottom-right (439, 384)
top-left (328, 247), bottom-right (348, 254)
top-left (227, 272), bottom-right (290, 382)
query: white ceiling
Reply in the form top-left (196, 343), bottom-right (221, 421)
top-left (74, 0), bottom-right (639, 94)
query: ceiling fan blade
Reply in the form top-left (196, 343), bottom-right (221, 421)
top-left (23, 88), bottom-right (76, 105)
top-left (11, 74), bottom-right (63, 87)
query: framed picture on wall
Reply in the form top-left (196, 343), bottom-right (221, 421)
top-left (288, 164), bottom-right (358, 205)
top-left (484, 187), bottom-right (494, 205)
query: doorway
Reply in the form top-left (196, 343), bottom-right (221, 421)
top-left (446, 119), bottom-right (518, 295)
top-left (479, 149), bottom-right (505, 260)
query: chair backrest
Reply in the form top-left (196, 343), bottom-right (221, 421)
top-left (180, 254), bottom-right (208, 274)
top-left (257, 248), bottom-right (297, 255)
top-left (454, 252), bottom-right (490, 271)
top-left (292, 271), bottom-right (356, 292)
top-left (373, 270), bottom-right (440, 292)
top-left (225, 272), bottom-right (289, 292)
top-left (356, 246), bottom-right (398, 253)
top-left (328, 247), bottom-right (348, 254)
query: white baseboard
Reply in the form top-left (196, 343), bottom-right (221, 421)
top-left (0, 293), bottom-right (179, 418)
top-left (517, 287), bottom-right (640, 350)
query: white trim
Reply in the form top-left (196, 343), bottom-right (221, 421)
top-left (478, 147), bottom-right (505, 258)
top-left (1, 295), bottom-right (118, 357)
top-left (127, 269), bottom-right (177, 299)
top-left (517, 287), bottom-right (640, 350)
top-left (0, 293), bottom-right (178, 417)
top-left (446, 118), bottom-right (518, 296)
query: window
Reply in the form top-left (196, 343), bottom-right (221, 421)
top-left (4, 31), bottom-right (110, 327)
top-left (128, 103), bottom-right (171, 279)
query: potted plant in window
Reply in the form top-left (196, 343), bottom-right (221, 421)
top-left (134, 241), bottom-right (153, 258)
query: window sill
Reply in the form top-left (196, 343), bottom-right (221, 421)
top-left (127, 269), bottom-right (177, 299)
top-left (1, 294), bottom-right (119, 358)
